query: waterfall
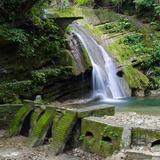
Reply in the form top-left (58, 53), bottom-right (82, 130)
top-left (71, 23), bottom-right (130, 101)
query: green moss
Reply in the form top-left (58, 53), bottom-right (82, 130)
top-left (107, 38), bottom-right (149, 89)
top-left (107, 38), bottom-right (132, 63)
top-left (93, 9), bottom-right (120, 24)
top-left (48, 7), bottom-right (83, 17)
top-left (132, 128), bottom-right (160, 139)
top-left (29, 109), bottom-right (43, 135)
top-left (32, 67), bottom-right (72, 84)
top-left (96, 18), bottom-right (131, 34)
top-left (0, 104), bottom-right (22, 129)
top-left (83, 23), bottom-right (102, 37)
top-left (29, 108), bottom-right (55, 147)
top-left (7, 103), bottom-right (33, 137)
top-left (132, 128), bottom-right (160, 146)
top-left (0, 80), bottom-right (43, 103)
top-left (79, 41), bottom-right (92, 70)
top-left (58, 49), bottom-right (77, 74)
top-left (50, 110), bottom-right (77, 155)
top-left (123, 65), bottom-right (149, 89)
top-left (81, 118), bottom-right (123, 157)
top-left (75, 0), bottom-right (89, 6)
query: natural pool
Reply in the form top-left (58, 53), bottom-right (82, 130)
top-left (115, 97), bottom-right (160, 116)
top-left (77, 97), bottom-right (160, 116)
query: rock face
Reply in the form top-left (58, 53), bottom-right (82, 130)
top-left (43, 70), bottom-right (92, 101)
top-left (150, 89), bottom-right (160, 97)
top-left (0, 33), bottom-right (92, 103)
top-left (67, 31), bottom-right (92, 75)
top-left (134, 90), bottom-right (145, 97)
top-left (0, 2), bottom-right (93, 103)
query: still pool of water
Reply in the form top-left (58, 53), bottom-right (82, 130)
top-left (81, 97), bottom-right (160, 116)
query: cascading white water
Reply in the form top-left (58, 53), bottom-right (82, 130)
top-left (71, 23), bottom-right (130, 101)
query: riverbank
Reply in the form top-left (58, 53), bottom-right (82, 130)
top-left (0, 112), bottom-right (160, 160)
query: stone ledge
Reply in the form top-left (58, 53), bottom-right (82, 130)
top-left (126, 150), bottom-right (160, 160)
top-left (73, 105), bottom-right (115, 118)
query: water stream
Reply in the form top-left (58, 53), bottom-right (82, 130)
top-left (71, 23), bottom-right (130, 101)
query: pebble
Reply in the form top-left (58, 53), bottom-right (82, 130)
top-left (104, 112), bottom-right (160, 130)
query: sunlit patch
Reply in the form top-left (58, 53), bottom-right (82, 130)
top-left (2, 151), bottom-right (20, 157)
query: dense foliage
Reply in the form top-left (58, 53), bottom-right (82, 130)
top-left (0, 0), bottom-right (72, 103)
top-left (111, 0), bottom-right (160, 21)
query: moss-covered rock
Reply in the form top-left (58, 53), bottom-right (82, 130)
top-left (29, 107), bottom-right (55, 147)
top-left (79, 41), bottom-right (92, 70)
top-left (76, 105), bottom-right (115, 118)
top-left (131, 128), bottom-right (160, 146)
top-left (0, 104), bottom-right (22, 129)
top-left (7, 103), bottom-right (33, 137)
top-left (50, 110), bottom-right (77, 155)
top-left (123, 65), bottom-right (149, 89)
top-left (29, 108), bottom-right (44, 135)
top-left (81, 117), bottom-right (123, 157)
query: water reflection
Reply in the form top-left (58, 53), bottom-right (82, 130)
top-left (84, 97), bottom-right (160, 116)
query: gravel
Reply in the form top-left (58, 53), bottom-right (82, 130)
top-left (0, 131), bottom-right (103, 160)
top-left (103, 112), bottom-right (160, 130)
top-left (67, 148), bottom-right (105, 160)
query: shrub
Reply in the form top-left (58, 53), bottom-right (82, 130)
top-left (150, 21), bottom-right (160, 31)
top-left (118, 18), bottom-right (131, 30)
top-left (122, 33), bottom-right (143, 45)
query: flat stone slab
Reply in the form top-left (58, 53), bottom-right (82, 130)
top-left (83, 116), bottom-right (117, 126)
top-left (73, 104), bottom-right (115, 118)
top-left (48, 104), bottom-right (115, 118)
top-left (126, 150), bottom-right (160, 160)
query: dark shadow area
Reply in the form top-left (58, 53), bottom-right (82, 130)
top-left (20, 110), bottom-right (33, 137)
top-left (37, 110), bottom-right (45, 121)
top-left (65, 119), bottom-right (81, 151)
top-left (43, 122), bottom-right (53, 144)
top-left (85, 131), bottom-right (94, 139)
top-left (94, 0), bottom-right (103, 7)
top-left (151, 140), bottom-right (160, 147)
top-left (117, 70), bottom-right (123, 77)
top-left (102, 136), bottom-right (112, 143)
